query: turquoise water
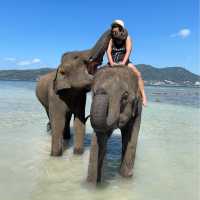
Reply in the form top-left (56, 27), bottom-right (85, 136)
top-left (0, 81), bottom-right (199, 200)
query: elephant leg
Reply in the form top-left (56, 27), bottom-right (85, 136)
top-left (120, 125), bottom-right (131, 167)
top-left (87, 132), bottom-right (110, 184)
top-left (49, 100), bottom-right (68, 156)
top-left (87, 133), bottom-right (99, 183)
top-left (73, 93), bottom-right (86, 154)
top-left (63, 112), bottom-right (72, 140)
top-left (96, 132), bottom-right (108, 183)
top-left (120, 110), bottom-right (142, 177)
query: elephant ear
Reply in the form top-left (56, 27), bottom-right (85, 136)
top-left (53, 65), bottom-right (71, 93)
top-left (82, 57), bottom-right (100, 75)
top-left (132, 96), bottom-right (142, 118)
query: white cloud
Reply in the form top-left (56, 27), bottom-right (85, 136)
top-left (17, 58), bottom-right (41, 66)
top-left (4, 57), bottom-right (16, 61)
top-left (32, 58), bottom-right (41, 63)
top-left (178, 29), bottom-right (191, 38)
top-left (17, 60), bottom-right (32, 66)
top-left (170, 28), bottom-right (191, 39)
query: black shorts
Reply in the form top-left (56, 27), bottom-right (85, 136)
top-left (107, 60), bottom-right (132, 66)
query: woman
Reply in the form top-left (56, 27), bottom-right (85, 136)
top-left (107, 19), bottom-right (147, 106)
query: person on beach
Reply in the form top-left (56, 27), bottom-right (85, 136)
top-left (106, 19), bottom-right (147, 106)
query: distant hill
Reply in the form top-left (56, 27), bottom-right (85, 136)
top-left (0, 68), bottom-right (54, 81)
top-left (0, 65), bottom-right (199, 86)
top-left (137, 64), bottom-right (200, 84)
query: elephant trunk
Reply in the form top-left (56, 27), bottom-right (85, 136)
top-left (90, 88), bottom-right (120, 132)
top-left (90, 89), bottom-right (109, 132)
top-left (106, 97), bottom-right (120, 129)
top-left (89, 29), bottom-right (111, 64)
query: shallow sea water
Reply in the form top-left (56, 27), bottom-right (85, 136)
top-left (0, 81), bottom-right (199, 200)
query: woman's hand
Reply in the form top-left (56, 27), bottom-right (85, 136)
top-left (107, 39), bottom-right (115, 67)
top-left (111, 62), bottom-right (118, 66)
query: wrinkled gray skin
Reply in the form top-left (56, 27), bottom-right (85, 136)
top-left (36, 29), bottom-right (111, 156)
top-left (87, 65), bottom-right (142, 184)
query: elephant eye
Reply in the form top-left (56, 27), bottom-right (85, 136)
top-left (120, 92), bottom-right (129, 112)
top-left (59, 68), bottom-right (65, 75)
top-left (83, 59), bottom-right (89, 65)
top-left (59, 68), bottom-right (70, 77)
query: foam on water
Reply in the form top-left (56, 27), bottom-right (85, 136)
top-left (0, 81), bottom-right (199, 200)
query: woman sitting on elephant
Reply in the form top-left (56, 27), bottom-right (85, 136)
top-left (106, 19), bottom-right (147, 106)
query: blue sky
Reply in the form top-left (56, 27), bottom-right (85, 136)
top-left (0, 0), bottom-right (199, 74)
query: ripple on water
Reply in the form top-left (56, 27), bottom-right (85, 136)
top-left (0, 81), bottom-right (199, 200)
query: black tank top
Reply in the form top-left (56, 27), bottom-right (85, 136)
top-left (111, 38), bottom-right (130, 63)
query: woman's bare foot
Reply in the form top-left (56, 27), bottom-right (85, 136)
top-left (142, 95), bottom-right (147, 107)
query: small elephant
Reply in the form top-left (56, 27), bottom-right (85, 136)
top-left (36, 30), bottom-right (111, 156)
top-left (87, 65), bottom-right (142, 183)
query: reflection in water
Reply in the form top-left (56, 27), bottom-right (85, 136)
top-left (0, 81), bottom-right (199, 200)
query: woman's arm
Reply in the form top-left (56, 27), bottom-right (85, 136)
top-left (106, 39), bottom-right (115, 66)
top-left (122, 35), bottom-right (132, 65)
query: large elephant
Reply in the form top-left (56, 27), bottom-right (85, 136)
top-left (36, 29), bottom-right (111, 156)
top-left (87, 65), bottom-right (143, 184)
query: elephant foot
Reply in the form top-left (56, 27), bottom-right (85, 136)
top-left (87, 175), bottom-right (97, 184)
top-left (97, 176), bottom-right (102, 183)
top-left (119, 167), bottom-right (133, 178)
top-left (73, 147), bottom-right (84, 155)
top-left (51, 149), bottom-right (63, 156)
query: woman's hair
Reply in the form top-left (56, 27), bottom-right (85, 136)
top-left (111, 24), bottom-right (123, 32)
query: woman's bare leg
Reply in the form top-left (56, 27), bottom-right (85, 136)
top-left (128, 63), bottom-right (147, 106)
